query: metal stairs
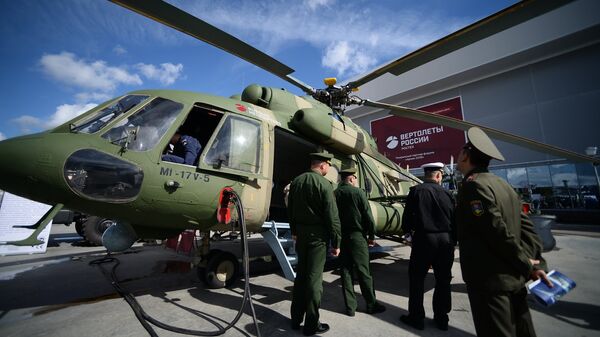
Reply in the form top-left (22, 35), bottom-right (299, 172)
top-left (261, 221), bottom-right (297, 281)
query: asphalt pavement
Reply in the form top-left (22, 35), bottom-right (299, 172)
top-left (0, 223), bottom-right (599, 337)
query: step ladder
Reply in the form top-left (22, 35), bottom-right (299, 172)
top-left (261, 221), bottom-right (297, 281)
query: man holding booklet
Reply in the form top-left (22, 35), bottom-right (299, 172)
top-left (455, 127), bottom-right (553, 337)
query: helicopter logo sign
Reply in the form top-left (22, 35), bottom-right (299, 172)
top-left (386, 136), bottom-right (399, 149)
top-left (371, 97), bottom-right (466, 167)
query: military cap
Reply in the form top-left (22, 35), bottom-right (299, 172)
top-left (421, 162), bottom-right (445, 172)
top-left (309, 152), bottom-right (334, 163)
top-left (340, 167), bottom-right (357, 176)
top-left (466, 127), bottom-right (505, 161)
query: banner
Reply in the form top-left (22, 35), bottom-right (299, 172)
top-left (370, 97), bottom-right (465, 168)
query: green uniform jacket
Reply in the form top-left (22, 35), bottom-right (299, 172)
top-left (456, 168), bottom-right (546, 292)
top-left (334, 182), bottom-right (376, 240)
top-left (288, 171), bottom-right (341, 248)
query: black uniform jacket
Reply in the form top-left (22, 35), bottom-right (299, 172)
top-left (456, 168), bottom-right (545, 292)
top-left (402, 181), bottom-right (455, 239)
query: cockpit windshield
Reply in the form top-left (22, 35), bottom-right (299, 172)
top-left (101, 97), bottom-right (183, 151)
top-left (71, 95), bottom-right (149, 133)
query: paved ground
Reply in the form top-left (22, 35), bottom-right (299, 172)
top-left (0, 223), bottom-right (599, 337)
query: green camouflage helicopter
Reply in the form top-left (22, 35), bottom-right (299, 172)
top-left (0, 0), bottom-right (597, 287)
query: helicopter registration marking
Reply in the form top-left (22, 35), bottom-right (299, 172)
top-left (159, 166), bottom-right (210, 182)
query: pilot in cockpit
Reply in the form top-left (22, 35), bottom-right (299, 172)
top-left (162, 131), bottom-right (201, 166)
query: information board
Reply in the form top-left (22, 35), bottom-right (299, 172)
top-left (371, 97), bottom-right (466, 168)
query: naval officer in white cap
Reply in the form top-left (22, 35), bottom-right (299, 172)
top-left (400, 161), bottom-right (456, 331)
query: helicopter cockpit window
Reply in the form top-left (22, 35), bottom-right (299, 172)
top-left (71, 95), bottom-right (149, 134)
top-left (101, 97), bottom-right (183, 151)
top-left (204, 115), bottom-right (261, 174)
top-left (64, 149), bottom-right (144, 202)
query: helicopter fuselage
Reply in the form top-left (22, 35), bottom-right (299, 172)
top-left (0, 86), bottom-right (415, 240)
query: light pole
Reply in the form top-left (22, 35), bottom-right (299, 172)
top-left (585, 146), bottom-right (600, 207)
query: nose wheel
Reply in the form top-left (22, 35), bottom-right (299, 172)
top-left (198, 250), bottom-right (239, 288)
top-left (82, 216), bottom-right (116, 246)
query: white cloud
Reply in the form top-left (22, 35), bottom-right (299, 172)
top-left (46, 103), bottom-right (98, 128)
top-left (113, 45), bottom-right (127, 55)
top-left (13, 115), bottom-right (43, 134)
top-left (321, 41), bottom-right (377, 77)
top-left (39, 51), bottom-right (142, 92)
top-left (0, 132), bottom-right (6, 141)
top-left (75, 92), bottom-right (112, 104)
top-left (184, 1), bottom-right (466, 79)
top-left (12, 103), bottom-right (97, 134)
top-left (136, 63), bottom-right (184, 86)
top-left (304, 0), bottom-right (334, 11)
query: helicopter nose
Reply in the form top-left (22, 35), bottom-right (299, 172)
top-left (0, 134), bottom-right (66, 204)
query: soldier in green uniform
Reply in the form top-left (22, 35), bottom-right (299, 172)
top-left (455, 127), bottom-right (552, 337)
top-left (334, 167), bottom-right (386, 317)
top-left (288, 152), bottom-right (342, 336)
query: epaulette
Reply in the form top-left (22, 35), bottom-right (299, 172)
top-left (466, 173), bottom-right (478, 182)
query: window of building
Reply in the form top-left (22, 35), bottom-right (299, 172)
top-left (526, 165), bottom-right (553, 210)
top-left (490, 168), bottom-right (508, 182)
top-left (550, 164), bottom-right (579, 209)
top-left (507, 167), bottom-right (528, 189)
top-left (576, 163), bottom-right (599, 209)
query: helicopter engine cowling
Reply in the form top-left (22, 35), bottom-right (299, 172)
top-left (291, 108), bottom-right (365, 154)
top-left (102, 221), bottom-right (138, 252)
top-left (291, 108), bottom-right (332, 142)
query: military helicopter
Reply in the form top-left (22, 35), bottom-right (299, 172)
top-left (0, 0), bottom-right (597, 289)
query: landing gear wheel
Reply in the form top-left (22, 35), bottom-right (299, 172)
top-left (83, 216), bottom-right (116, 246)
top-left (202, 251), bottom-right (239, 289)
top-left (75, 219), bottom-right (85, 237)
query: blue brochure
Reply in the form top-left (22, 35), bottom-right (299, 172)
top-left (527, 270), bottom-right (576, 306)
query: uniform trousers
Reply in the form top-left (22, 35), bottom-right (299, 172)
top-left (340, 231), bottom-right (376, 313)
top-left (467, 286), bottom-right (536, 337)
top-left (291, 234), bottom-right (327, 333)
top-left (408, 232), bottom-right (454, 321)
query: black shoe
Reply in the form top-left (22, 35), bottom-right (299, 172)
top-left (303, 323), bottom-right (330, 336)
top-left (291, 323), bottom-right (300, 330)
top-left (399, 315), bottom-right (424, 330)
top-left (434, 319), bottom-right (448, 331)
top-left (367, 303), bottom-right (386, 314)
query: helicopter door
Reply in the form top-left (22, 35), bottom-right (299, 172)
top-left (268, 127), bottom-right (319, 222)
top-left (199, 113), bottom-right (269, 227)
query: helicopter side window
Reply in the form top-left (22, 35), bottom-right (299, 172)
top-left (204, 115), bottom-right (261, 174)
top-left (71, 95), bottom-right (149, 133)
top-left (101, 97), bottom-right (183, 151)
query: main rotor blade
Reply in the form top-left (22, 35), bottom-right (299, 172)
top-left (346, 0), bottom-right (572, 90)
top-left (363, 100), bottom-right (600, 165)
top-left (110, 0), bottom-right (314, 94)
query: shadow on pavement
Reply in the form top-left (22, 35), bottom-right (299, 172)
top-left (530, 299), bottom-right (600, 330)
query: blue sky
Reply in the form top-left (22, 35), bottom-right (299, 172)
top-left (0, 0), bottom-right (517, 140)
